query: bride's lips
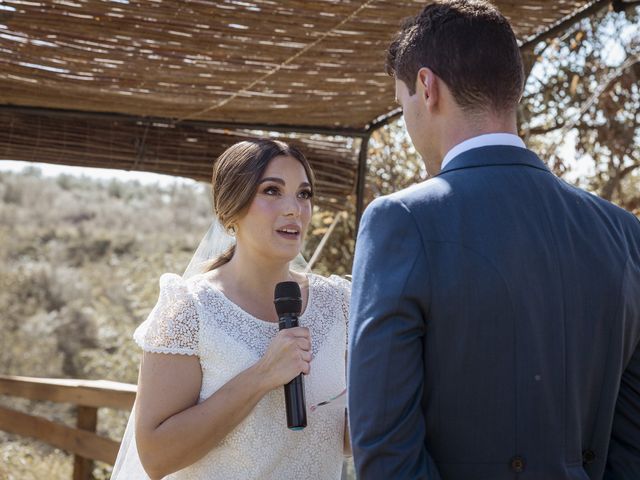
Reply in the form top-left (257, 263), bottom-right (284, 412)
top-left (276, 223), bottom-right (301, 240)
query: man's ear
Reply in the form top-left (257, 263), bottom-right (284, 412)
top-left (416, 67), bottom-right (438, 110)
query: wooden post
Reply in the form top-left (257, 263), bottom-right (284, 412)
top-left (355, 133), bottom-right (371, 239)
top-left (73, 406), bottom-right (98, 480)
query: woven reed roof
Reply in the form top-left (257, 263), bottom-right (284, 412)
top-left (0, 108), bottom-right (357, 208)
top-left (0, 0), bottom-right (599, 207)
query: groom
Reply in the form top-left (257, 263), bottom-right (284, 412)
top-left (347, 1), bottom-right (640, 479)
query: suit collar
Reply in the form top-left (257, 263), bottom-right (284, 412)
top-left (441, 133), bottom-right (526, 170)
top-left (437, 145), bottom-right (550, 176)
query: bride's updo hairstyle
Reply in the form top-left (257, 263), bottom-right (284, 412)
top-left (205, 138), bottom-right (315, 271)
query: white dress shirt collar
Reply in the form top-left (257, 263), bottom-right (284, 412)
top-left (441, 133), bottom-right (526, 170)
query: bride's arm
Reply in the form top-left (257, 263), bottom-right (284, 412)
top-left (135, 327), bottom-right (311, 479)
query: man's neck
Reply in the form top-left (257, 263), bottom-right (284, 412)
top-left (424, 110), bottom-right (518, 176)
top-left (439, 111), bottom-right (518, 163)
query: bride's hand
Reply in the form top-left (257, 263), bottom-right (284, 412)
top-left (256, 327), bottom-right (312, 390)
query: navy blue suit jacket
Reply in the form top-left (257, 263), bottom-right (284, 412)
top-left (348, 146), bottom-right (640, 479)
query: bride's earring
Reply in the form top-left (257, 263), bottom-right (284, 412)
top-left (227, 224), bottom-right (237, 237)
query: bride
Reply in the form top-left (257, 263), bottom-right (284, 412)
top-left (111, 139), bottom-right (351, 479)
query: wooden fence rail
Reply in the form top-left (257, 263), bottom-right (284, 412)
top-left (0, 375), bottom-right (136, 480)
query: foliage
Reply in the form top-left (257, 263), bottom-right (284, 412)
top-left (366, 119), bottom-right (427, 201)
top-left (521, 5), bottom-right (640, 213)
top-left (0, 169), bottom-right (211, 478)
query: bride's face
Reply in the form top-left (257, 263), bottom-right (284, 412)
top-left (235, 155), bottom-right (313, 262)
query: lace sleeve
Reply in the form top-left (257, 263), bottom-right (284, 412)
top-left (328, 274), bottom-right (351, 345)
top-left (133, 273), bottom-right (199, 356)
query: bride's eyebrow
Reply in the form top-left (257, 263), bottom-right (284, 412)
top-left (259, 177), bottom-right (285, 185)
top-left (259, 177), bottom-right (311, 189)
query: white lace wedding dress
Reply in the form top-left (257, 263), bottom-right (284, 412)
top-left (111, 271), bottom-right (350, 480)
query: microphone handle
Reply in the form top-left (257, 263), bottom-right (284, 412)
top-left (279, 314), bottom-right (307, 430)
top-left (284, 374), bottom-right (307, 430)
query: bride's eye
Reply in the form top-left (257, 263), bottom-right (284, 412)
top-left (298, 189), bottom-right (313, 200)
top-left (263, 186), bottom-right (280, 196)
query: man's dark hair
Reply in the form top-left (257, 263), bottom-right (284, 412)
top-left (386, 0), bottom-right (524, 113)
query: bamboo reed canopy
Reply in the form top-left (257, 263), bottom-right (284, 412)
top-left (0, 0), bottom-right (607, 209)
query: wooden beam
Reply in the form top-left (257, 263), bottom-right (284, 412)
top-left (0, 405), bottom-right (120, 465)
top-left (74, 406), bottom-right (98, 480)
top-left (366, 108), bottom-right (402, 133)
top-left (0, 104), bottom-right (370, 139)
top-left (520, 0), bottom-right (611, 52)
top-left (0, 375), bottom-right (136, 410)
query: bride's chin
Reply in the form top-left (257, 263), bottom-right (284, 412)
top-left (264, 244), bottom-right (301, 262)
top-left (282, 249), bottom-right (304, 264)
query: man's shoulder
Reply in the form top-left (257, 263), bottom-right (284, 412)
top-left (560, 178), bottom-right (639, 228)
top-left (367, 177), bottom-right (455, 215)
top-left (359, 184), bottom-right (433, 238)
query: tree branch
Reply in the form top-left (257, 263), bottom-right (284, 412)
top-left (527, 122), bottom-right (566, 136)
top-left (601, 162), bottom-right (640, 200)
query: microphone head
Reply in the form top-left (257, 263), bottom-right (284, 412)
top-left (274, 281), bottom-right (302, 316)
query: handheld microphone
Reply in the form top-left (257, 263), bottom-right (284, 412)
top-left (274, 281), bottom-right (307, 430)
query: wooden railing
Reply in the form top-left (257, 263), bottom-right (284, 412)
top-left (0, 375), bottom-right (136, 480)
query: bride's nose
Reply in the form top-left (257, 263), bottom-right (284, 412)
top-left (283, 194), bottom-right (301, 217)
